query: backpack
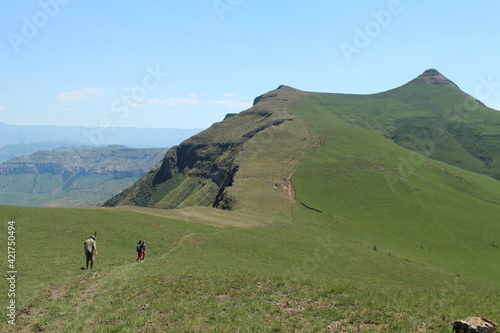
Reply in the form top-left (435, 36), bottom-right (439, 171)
top-left (85, 239), bottom-right (95, 253)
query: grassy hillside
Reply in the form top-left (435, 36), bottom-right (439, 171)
top-left (307, 69), bottom-right (500, 179)
top-left (1, 203), bottom-right (499, 332)
top-left (291, 94), bottom-right (500, 287)
top-left (2, 70), bottom-right (500, 331)
top-left (107, 70), bottom-right (500, 220)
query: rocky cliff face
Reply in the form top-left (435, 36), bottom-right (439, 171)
top-left (0, 157), bottom-right (147, 178)
top-left (0, 146), bottom-right (165, 177)
top-left (0, 146), bottom-right (168, 207)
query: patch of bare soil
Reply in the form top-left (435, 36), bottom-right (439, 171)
top-left (49, 285), bottom-right (68, 301)
top-left (274, 299), bottom-right (309, 313)
top-left (328, 319), bottom-right (388, 332)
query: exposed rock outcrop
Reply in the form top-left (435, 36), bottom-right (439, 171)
top-left (410, 68), bottom-right (460, 88)
top-left (0, 146), bottom-right (166, 178)
top-left (453, 317), bottom-right (498, 333)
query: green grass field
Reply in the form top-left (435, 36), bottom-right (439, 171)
top-left (1, 201), bottom-right (499, 332)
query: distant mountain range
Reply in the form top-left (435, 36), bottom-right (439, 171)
top-left (0, 145), bottom-right (167, 207)
top-left (0, 123), bottom-right (201, 162)
top-left (0, 142), bottom-right (69, 163)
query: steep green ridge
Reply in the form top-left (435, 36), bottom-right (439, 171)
top-left (104, 86), bottom-right (318, 224)
top-left (285, 69), bottom-right (500, 287)
top-left (0, 146), bottom-right (167, 207)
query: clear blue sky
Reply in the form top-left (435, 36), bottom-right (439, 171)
top-left (1, 1), bottom-right (499, 129)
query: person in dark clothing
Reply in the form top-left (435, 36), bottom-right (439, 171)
top-left (136, 240), bottom-right (143, 260)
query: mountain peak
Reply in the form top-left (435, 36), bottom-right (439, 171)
top-left (252, 85), bottom-right (307, 106)
top-left (410, 69), bottom-right (459, 88)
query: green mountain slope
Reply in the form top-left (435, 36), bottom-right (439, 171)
top-left (104, 86), bottom-right (318, 224)
top-left (285, 69), bottom-right (500, 288)
top-left (311, 69), bottom-right (500, 178)
top-left (291, 92), bottom-right (500, 286)
top-left (101, 69), bottom-right (500, 288)
top-left (105, 69), bottom-right (500, 228)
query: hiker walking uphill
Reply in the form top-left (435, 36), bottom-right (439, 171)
top-left (136, 240), bottom-right (147, 261)
top-left (84, 235), bottom-right (98, 269)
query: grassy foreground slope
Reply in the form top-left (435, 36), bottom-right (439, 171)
top-left (1, 202), bottom-right (499, 332)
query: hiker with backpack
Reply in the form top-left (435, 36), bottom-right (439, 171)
top-left (84, 235), bottom-right (98, 269)
top-left (136, 240), bottom-right (147, 261)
